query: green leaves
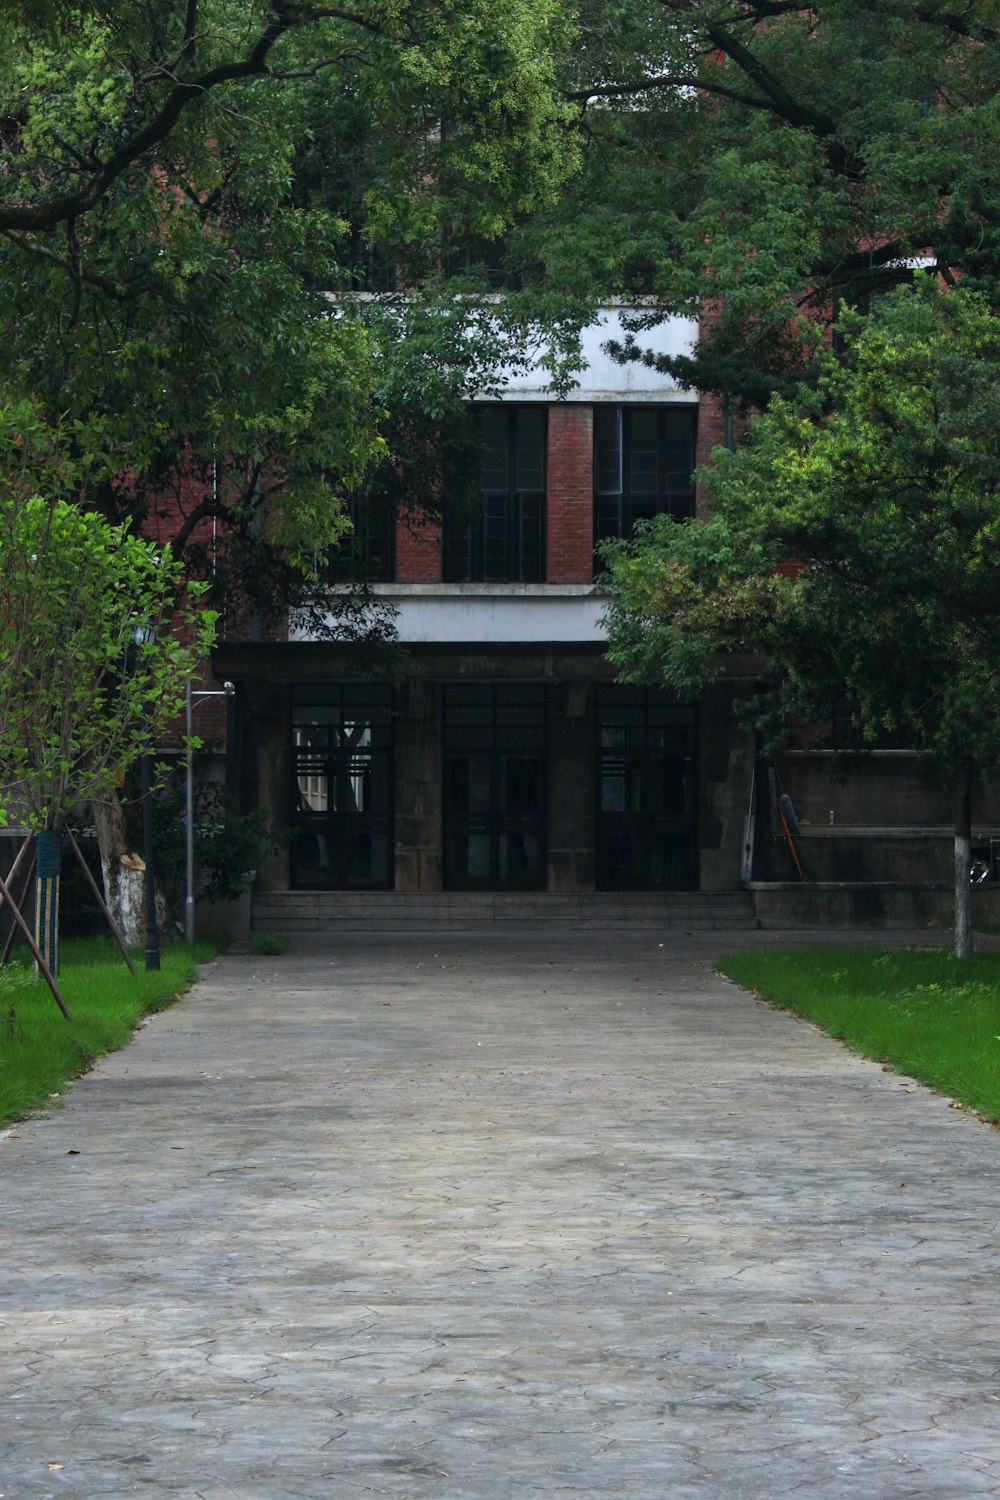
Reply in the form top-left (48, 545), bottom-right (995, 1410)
top-left (603, 284), bottom-right (1000, 781)
top-left (518, 0), bottom-right (1000, 404)
top-left (0, 0), bottom-right (583, 621)
top-left (0, 405), bottom-right (216, 829)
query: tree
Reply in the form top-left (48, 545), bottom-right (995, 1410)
top-left (0, 0), bottom-right (581, 897)
top-left (0, 402), bottom-right (216, 965)
top-left (0, 0), bottom-right (579, 610)
top-left (512, 0), bottom-right (1000, 405)
top-left (601, 285), bottom-right (1000, 956)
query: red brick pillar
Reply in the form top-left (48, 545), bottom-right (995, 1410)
top-left (696, 303), bottom-right (749, 518)
top-left (546, 405), bottom-right (594, 583)
top-left (696, 389), bottom-right (728, 472)
top-left (395, 511), bottom-right (442, 582)
top-left (695, 390), bottom-right (749, 519)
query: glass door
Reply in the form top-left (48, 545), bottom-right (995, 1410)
top-left (596, 687), bottom-right (697, 889)
top-left (444, 685), bottom-right (546, 890)
top-left (291, 684), bottom-right (393, 889)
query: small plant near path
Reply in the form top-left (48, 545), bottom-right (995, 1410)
top-left (0, 937), bottom-right (216, 1128)
top-left (718, 946), bottom-right (1000, 1125)
top-left (249, 931), bottom-right (289, 956)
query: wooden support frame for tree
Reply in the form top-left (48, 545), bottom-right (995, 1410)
top-left (0, 848), bottom-right (70, 1020)
top-left (0, 834), bottom-right (34, 966)
top-left (0, 850), bottom-right (34, 967)
top-left (2, 827), bottom-right (138, 975)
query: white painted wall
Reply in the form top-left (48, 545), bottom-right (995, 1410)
top-left (292, 585), bottom-right (608, 645)
top-left (489, 307), bottom-right (698, 403)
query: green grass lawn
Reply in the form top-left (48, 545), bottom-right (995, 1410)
top-left (717, 945), bottom-right (1000, 1125)
top-left (0, 936), bottom-right (217, 1128)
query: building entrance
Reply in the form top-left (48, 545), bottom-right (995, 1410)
top-left (443, 684), bottom-right (546, 890)
top-left (596, 687), bottom-right (697, 889)
top-left (290, 684), bottom-right (393, 889)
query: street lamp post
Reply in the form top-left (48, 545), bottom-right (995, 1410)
top-left (134, 623), bottom-right (160, 972)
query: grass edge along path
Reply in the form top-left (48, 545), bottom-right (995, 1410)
top-left (717, 945), bottom-right (1000, 1127)
top-left (0, 937), bottom-right (218, 1129)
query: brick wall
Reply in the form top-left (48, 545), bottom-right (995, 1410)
top-left (546, 404), bottom-right (594, 583)
top-left (137, 458), bottom-right (250, 747)
top-left (696, 388), bottom-right (728, 473)
top-left (396, 510), bottom-right (442, 582)
top-left (695, 305), bottom-right (751, 517)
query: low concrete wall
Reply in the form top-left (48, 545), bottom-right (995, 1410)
top-left (749, 882), bottom-right (1000, 931)
top-left (195, 889), bottom-right (252, 944)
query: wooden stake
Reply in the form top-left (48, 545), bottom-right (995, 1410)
top-left (0, 832), bottom-right (31, 914)
top-left (0, 861), bottom-right (71, 1020)
top-left (778, 805), bottom-right (805, 881)
top-left (0, 837), bottom-right (34, 966)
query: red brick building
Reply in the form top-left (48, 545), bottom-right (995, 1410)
top-left (213, 309), bottom-right (764, 906)
top-left (211, 307), bottom-right (1000, 927)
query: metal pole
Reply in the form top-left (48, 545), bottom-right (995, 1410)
top-left (141, 734), bottom-right (160, 972)
top-left (185, 678), bottom-right (195, 945)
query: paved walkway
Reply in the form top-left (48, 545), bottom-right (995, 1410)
top-left (3, 931), bottom-right (1000, 1499)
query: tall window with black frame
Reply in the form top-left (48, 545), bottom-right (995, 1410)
top-left (594, 405), bottom-right (697, 548)
top-left (445, 405), bottom-right (546, 583)
top-left (325, 490), bottom-right (396, 584)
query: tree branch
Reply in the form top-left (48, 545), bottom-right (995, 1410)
top-left (701, 18), bottom-right (837, 136)
top-left (170, 495), bottom-right (218, 558)
top-left (915, 7), bottom-right (1000, 45)
top-left (567, 72), bottom-right (819, 114)
top-left (0, 227), bottom-right (126, 298)
top-left (177, 0), bottom-right (199, 80)
top-left (0, 4), bottom-right (381, 234)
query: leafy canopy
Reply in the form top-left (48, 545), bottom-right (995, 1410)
top-left (0, 403), bottom-right (216, 832)
top-left (0, 0), bottom-right (580, 615)
top-left (600, 285), bottom-right (1000, 782)
top-left (514, 0), bottom-right (1000, 405)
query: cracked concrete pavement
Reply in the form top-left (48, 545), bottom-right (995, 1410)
top-left (2, 929), bottom-right (1000, 1498)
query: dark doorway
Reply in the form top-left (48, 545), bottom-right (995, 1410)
top-left (596, 687), bottom-right (697, 889)
top-left (290, 684), bottom-right (393, 889)
top-left (443, 684), bottom-right (546, 890)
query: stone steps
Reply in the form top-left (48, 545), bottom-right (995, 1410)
top-left (251, 890), bottom-right (757, 934)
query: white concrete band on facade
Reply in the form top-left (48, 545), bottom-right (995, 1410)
top-left (487, 307), bottom-right (699, 403)
top-left (291, 584), bottom-right (608, 644)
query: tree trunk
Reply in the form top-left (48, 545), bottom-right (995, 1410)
top-left (93, 788), bottom-right (144, 947)
top-left (954, 761), bottom-right (974, 960)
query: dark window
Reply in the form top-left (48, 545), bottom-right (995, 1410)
top-left (325, 491), bottom-right (396, 584)
top-left (444, 406), bottom-right (546, 582)
top-left (594, 405), bottom-right (697, 547)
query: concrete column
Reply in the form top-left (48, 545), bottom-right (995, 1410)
top-left (698, 681), bottom-right (754, 891)
top-left (547, 680), bottom-right (596, 891)
top-left (250, 684), bottom-right (290, 892)
top-left (394, 680), bottom-right (442, 890)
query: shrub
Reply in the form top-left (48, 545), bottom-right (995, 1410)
top-left (250, 931), bottom-right (289, 956)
